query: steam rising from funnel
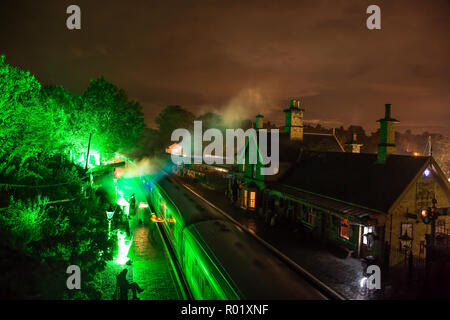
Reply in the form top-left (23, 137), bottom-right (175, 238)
top-left (218, 88), bottom-right (275, 126)
top-left (122, 157), bottom-right (165, 178)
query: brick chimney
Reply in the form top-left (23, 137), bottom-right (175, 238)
top-left (377, 104), bottom-right (399, 163)
top-left (256, 113), bottom-right (264, 129)
top-left (345, 132), bottom-right (363, 153)
top-left (283, 99), bottom-right (304, 140)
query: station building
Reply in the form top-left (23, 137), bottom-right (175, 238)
top-left (226, 100), bottom-right (450, 269)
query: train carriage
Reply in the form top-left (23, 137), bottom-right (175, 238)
top-left (141, 174), bottom-right (330, 300)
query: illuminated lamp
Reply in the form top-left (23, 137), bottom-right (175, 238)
top-left (423, 169), bottom-right (430, 177)
top-left (399, 231), bottom-right (413, 250)
top-left (139, 202), bottom-right (149, 209)
top-left (150, 214), bottom-right (164, 223)
top-left (168, 217), bottom-right (176, 223)
top-left (106, 211), bottom-right (114, 239)
top-left (117, 196), bottom-right (129, 207)
top-left (106, 211), bottom-right (114, 220)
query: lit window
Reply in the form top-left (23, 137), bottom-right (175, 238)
top-left (249, 192), bottom-right (256, 209)
top-left (340, 218), bottom-right (350, 240)
top-left (242, 158), bottom-right (245, 172)
top-left (401, 223), bottom-right (413, 238)
top-left (362, 226), bottom-right (374, 245)
top-left (242, 190), bottom-right (248, 208)
top-left (436, 220), bottom-right (446, 234)
top-left (400, 223), bottom-right (413, 251)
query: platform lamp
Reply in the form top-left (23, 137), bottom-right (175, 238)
top-left (106, 210), bottom-right (114, 239)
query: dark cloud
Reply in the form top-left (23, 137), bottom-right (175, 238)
top-left (1, 0), bottom-right (449, 134)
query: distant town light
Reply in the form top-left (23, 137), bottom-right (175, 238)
top-left (413, 152), bottom-right (420, 156)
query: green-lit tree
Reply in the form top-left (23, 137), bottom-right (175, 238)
top-left (40, 85), bottom-right (86, 155)
top-left (0, 55), bottom-right (54, 181)
top-left (82, 77), bottom-right (145, 159)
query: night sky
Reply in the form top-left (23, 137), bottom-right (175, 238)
top-left (1, 0), bottom-right (449, 135)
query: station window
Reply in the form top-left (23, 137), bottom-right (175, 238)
top-left (242, 190), bottom-right (248, 208)
top-left (400, 223), bottom-right (413, 251)
top-left (340, 218), bottom-right (350, 240)
top-left (362, 226), bottom-right (374, 245)
top-left (305, 207), bottom-right (314, 225)
top-left (436, 220), bottom-right (446, 234)
top-left (249, 191), bottom-right (256, 209)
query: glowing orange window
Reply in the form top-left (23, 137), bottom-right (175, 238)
top-left (242, 190), bottom-right (248, 208)
top-left (340, 218), bottom-right (350, 240)
top-left (249, 192), bottom-right (256, 209)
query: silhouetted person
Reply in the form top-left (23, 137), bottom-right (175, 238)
top-left (116, 269), bottom-right (144, 300)
top-left (129, 194), bottom-right (136, 216)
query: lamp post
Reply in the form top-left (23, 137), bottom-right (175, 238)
top-left (85, 133), bottom-right (92, 171)
top-left (106, 210), bottom-right (115, 239)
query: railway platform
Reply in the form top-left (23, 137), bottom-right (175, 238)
top-left (172, 174), bottom-right (384, 300)
top-left (97, 174), bottom-right (185, 300)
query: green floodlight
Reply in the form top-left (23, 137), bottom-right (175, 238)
top-left (116, 196), bottom-right (129, 207)
top-left (115, 230), bottom-right (132, 265)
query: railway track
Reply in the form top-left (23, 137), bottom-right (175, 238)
top-left (163, 172), bottom-right (345, 300)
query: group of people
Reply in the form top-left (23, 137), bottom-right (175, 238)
top-left (111, 193), bottom-right (145, 300)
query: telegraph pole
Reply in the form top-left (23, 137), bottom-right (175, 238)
top-left (85, 133), bottom-right (92, 170)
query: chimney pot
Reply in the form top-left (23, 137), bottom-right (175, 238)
top-left (256, 113), bottom-right (264, 129)
top-left (377, 103), bottom-right (399, 163)
top-left (385, 104), bottom-right (391, 118)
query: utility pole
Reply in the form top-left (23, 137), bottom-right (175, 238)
top-left (430, 198), bottom-right (437, 248)
top-left (423, 135), bottom-right (432, 157)
top-left (424, 197), bottom-right (439, 289)
top-left (85, 133), bottom-right (92, 170)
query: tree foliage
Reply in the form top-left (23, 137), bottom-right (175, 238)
top-left (0, 56), bottom-right (143, 299)
top-left (0, 57), bottom-right (145, 181)
top-left (82, 77), bottom-right (145, 158)
top-left (0, 55), bottom-right (53, 179)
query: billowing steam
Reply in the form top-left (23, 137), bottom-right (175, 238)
top-left (122, 157), bottom-right (166, 178)
top-left (196, 88), bottom-right (277, 127)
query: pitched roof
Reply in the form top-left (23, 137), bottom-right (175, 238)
top-left (278, 131), bottom-right (344, 160)
top-left (239, 130), bottom-right (344, 161)
top-left (275, 151), bottom-right (430, 213)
